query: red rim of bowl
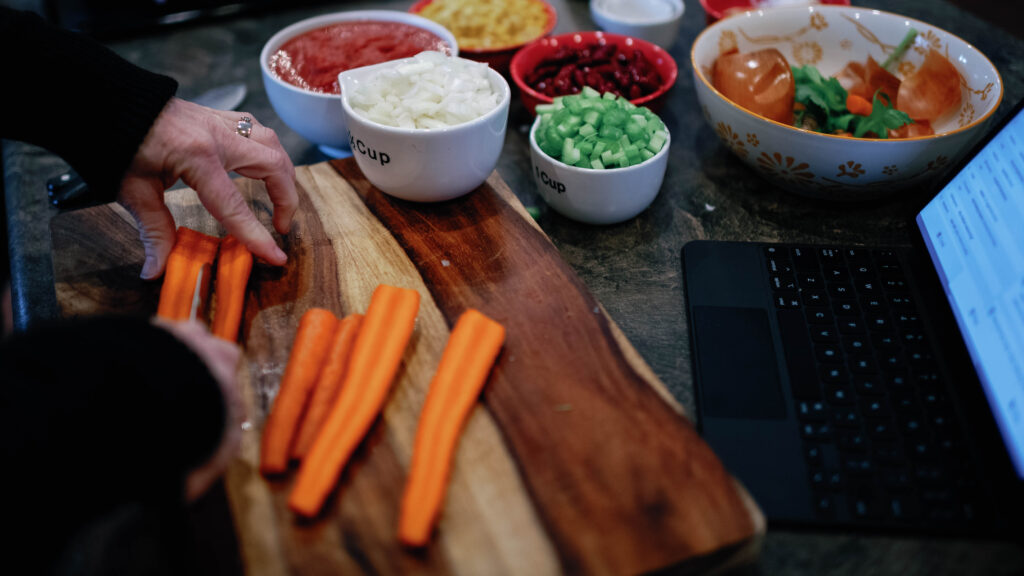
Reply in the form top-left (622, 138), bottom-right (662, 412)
top-left (699, 0), bottom-right (850, 21)
top-left (510, 31), bottom-right (679, 110)
top-left (408, 0), bottom-right (558, 55)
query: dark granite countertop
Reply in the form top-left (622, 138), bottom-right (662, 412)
top-left (4, 0), bottom-right (1024, 573)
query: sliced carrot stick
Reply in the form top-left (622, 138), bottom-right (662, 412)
top-left (846, 92), bottom-right (873, 117)
top-left (211, 235), bottom-right (254, 342)
top-left (290, 313), bottom-right (364, 461)
top-left (398, 309), bottom-right (505, 547)
top-left (156, 227), bottom-right (220, 321)
top-left (288, 285), bottom-right (421, 517)
top-left (260, 308), bottom-right (340, 475)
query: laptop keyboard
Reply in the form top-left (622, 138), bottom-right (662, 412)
top-left (763, 244), bottom-right (982, 529)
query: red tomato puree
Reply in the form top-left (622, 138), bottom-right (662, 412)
top-left (270, 21), bottom-right (451, 94)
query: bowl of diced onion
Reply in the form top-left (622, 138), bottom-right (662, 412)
top-left (260, 10), bottom-right (458, 158)
top-left (691, 5), bottom-right (1002, 200)
top-left (529, 88), bottom-right (670, 224)
top-left (409, 0), bottom-right (557, 76)
top-left (338, 51), bottom-right (511, 202)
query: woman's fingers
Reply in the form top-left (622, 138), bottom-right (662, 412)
top-left (116, 177), bottom-right (178, 279)
top-left (183, 158), bottom-right (288, 266)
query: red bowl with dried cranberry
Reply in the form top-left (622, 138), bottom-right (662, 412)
top-left (510, 31), bottom-right (677, 116)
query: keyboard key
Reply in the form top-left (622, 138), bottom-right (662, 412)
top-left (797, 400), bottom-right (829, 421)
top-left (866, 313), bottom-right (892, 331)
top-left (833, 300), bottom-right (859, 316)
top-left (801, 422), bottom-right (833, 441)
top-left (843, 457), bottom-right (874, 477)
top-left (833, 408), bottom-right (862, 428)
top-left (882, 467), bottom-right (913, 490)
top-left (842, 335), bottom-right (870, 353)
top-left (802, 290), bottom-right (828, 307)
top-left (860, 398), bottom-right (890, 419)
top-left (820, 366), bottom-right (847, 383)
top-left (823, 267), bottom-right (849, 282)
top-left (825, 383), bottom-right (855, 405)
top-left (844, 248), bottom-right (871, 263)
top-left (887, 494), bottom-right (921, 522)
top-left (867, 419), bottom-right (898, 441)
top-left (813, 493), bottom-right (836, 519)
top-left (774, 293), bottom-right (801, 309)
top-left (838, 432), bottom-right (869, 452)
top-left (850, 490), bottom-right (883, 520)
top-left (855, 377), bottom-right (885, 396)
top-left (805, 444), bottom-right (824, 465)
top-left (810, 326), bottom-right (838, 342)
top-left (767, 256), bottom-right (794, 275)
top-left (770, 274), bottom-right (798, 291)
top-left (815, 344), bottom-right (843, 364)
top-left (791, 246), bottom-right (818, 270)
top-left (828, 283), bottom-right (855, 298)
top-left (798, 273), bottom-right (824, 288)
top-left (806, 308), bottom-right (834, 324)
top-left (837, 317), bottom-right (865, 333)
top-left (849, 355), bottom-right (878, 373)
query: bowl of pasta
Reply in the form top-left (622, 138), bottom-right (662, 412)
top-left (410, 0), bottom-right (557, 76)
top-left (691, 4), bottom-right (1002, 199)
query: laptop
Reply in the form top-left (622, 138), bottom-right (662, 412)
top-left (682, 98), bottom-right (1024, 536)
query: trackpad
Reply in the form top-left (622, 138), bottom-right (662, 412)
top-left (692, 306), bottom-right (785, 419)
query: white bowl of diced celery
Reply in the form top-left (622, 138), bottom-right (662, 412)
top-left (529, 88), bottom-right (670, 225)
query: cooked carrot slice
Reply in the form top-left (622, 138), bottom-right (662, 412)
top-left (156, 227), bottom-right (220, 321)
top-left (845, 93), bottom-right (873, 116)
top-left (210, 235), bottom-right (254, 342)
top-left (290, 313), bottom-right (364, 461)
top-left (398, 309), bottom-right (505, 547)
top-left (897, 49), bottom-right (962, 122)
top-left (260, 308), bottom-right (340, 475)
top-left (288, 285), bottom-right (421, 517)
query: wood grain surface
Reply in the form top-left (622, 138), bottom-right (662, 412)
top-left (49, 159), bottom-right (764, 575)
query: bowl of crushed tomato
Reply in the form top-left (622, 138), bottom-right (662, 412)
top-left (260, 10), bottom-right (458, 157)
top-left (510, 31), bottom-right (678, 116)
top-left (409, 0), bottom-right (557, 76)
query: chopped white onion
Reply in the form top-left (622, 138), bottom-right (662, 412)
top-left (348, 51), bottom-right (499, 129)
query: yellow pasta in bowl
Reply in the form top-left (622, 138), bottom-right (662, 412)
top-left (411, 0), bottom-right (557, 75)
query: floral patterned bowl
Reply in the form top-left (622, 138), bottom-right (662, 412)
top-left (691, 5), bottom-right (1002, 200)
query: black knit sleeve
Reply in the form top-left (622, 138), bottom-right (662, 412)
top-left (0, 7), bottom-right (178, 203)
top-left (0, 315), bottom-right (225, 565)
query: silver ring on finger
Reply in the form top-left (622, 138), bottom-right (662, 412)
top-left (236, 116), bottom-right (253, 138)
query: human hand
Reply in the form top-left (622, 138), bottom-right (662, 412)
top-left (119, 97), bottom-right (299, 280)
top-left (156, 319), bottom-right (245, 502)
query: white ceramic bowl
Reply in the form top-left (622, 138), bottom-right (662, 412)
top-left (260, 10), bottom-right (458, 157)
top-left (691, 5), bottom-right (1002, 200)
top-left (338, 55), bottom-right (511, 202)
top-left (590, 0), bottom-right (685, 49)
top-left (528, 118), bottom-right (670, 224)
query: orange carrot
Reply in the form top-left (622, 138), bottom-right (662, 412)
top-left (398, 309), bottom-right (505, 547)
top-left (156, 227), bottom-right (220, 321)
top-left (211, 235), bottom-right (254, 342)
top-left (290, 313), bottom-right (364, 461)
top-left (846, 92), bottom-right (873, 116)
top-left (288, 285), bottom-right (421, 517)
top-left (260, 308), bottom-right (340, 475)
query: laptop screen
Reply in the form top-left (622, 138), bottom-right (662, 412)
top-left (916, 106), bottom-right (1024, 478)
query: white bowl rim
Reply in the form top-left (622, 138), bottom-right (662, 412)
top-left (528, 114), bottom-right (672, 174)
top-left (339, 55), bottom-right (511, 135)
top-left (690, 4), bottom-right (1004, 144)
top-left (259, 10), bottom-right (459, 102)
top-left (590, 0), bottom-right (684, 26)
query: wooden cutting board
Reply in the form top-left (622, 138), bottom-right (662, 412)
top-left (50, 158), bottom-right (764, 576)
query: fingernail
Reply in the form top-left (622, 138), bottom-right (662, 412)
top-left (273, 246), bottom-right (288, 264)
top-left (140, 255), bottom-right (158, 280)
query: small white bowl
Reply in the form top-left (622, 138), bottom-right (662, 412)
top-left (260, 10), bottom-right (458, 158)
top-left (590, 0), bottom-right (685, 49)
top-left (528, 118), bottom-right (670, 224)
top-left (338, 55), bottom-right (511, 202)
top-left (691, 5), bottom-right (1002, 200)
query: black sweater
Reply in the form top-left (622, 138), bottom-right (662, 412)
top-left (0, 8), bottom-right (226, 574)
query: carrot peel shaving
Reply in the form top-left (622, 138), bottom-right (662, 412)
top-left (288, 285), bottom-right (421, 517)
top-left (398, 309), bottom-right (505, 547)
